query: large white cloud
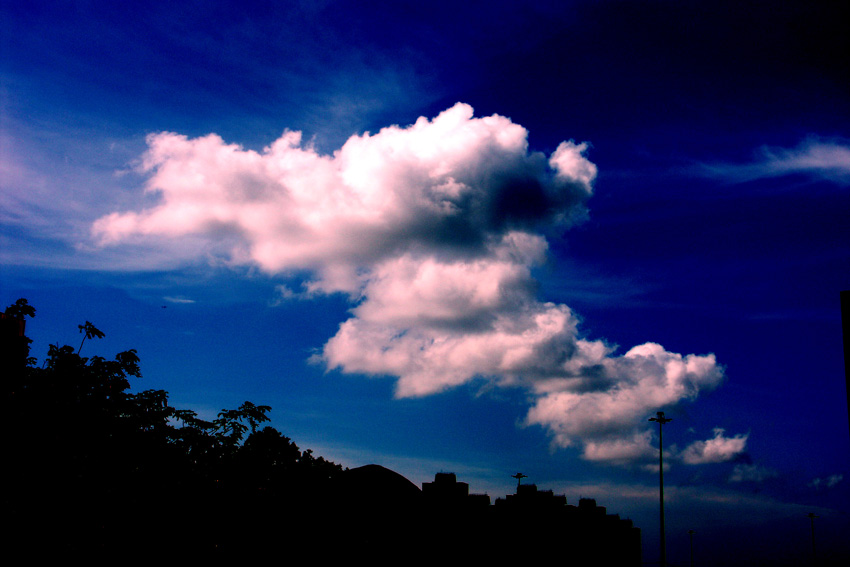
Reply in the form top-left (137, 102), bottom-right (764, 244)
top-left (92, 103), bottom-right (737, 465)
top-left (94, 102), bottom-right (594, 291)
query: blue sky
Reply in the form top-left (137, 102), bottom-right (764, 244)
top-left (2, 1), bottom-right (849, 564)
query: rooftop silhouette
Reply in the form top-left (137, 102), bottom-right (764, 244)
top-left (329, 465), bottom-right (641, 565)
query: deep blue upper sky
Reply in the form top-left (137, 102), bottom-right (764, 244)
top-left (2, 2), bottom-right (849, 565)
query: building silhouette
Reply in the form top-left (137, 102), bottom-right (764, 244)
top-left (334, 465), bottom-right (641, 565)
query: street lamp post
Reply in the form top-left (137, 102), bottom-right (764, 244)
top-left (807, 512), bottom-right (817, 565)
top-left (650, 411), bottom-right (673, 567)
top-left (688, 529), bottom-right (696, 567)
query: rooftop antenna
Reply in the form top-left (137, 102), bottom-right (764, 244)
top-left (512, 472), bottom-right (527, 490)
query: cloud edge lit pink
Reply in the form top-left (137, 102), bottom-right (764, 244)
top-left (91, 103), bottom-right (745, 467)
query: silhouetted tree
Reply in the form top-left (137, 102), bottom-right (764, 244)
top-left (4, 297), bottom-right (36, 319)
top-left (76, 320), bottom-right (105, 354)
top-left (3, 298), bottom-right (346, 558)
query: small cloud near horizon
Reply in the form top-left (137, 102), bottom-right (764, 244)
top-left (809, 473), bottom-right (844, 490)
top-left (163, 296), bottom-right (196, 304)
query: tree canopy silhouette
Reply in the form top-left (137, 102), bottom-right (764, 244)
top-left (3, 298), bottom-right (344, 558)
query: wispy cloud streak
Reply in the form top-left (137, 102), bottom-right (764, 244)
top-left (698, 138), bottom-right (850, 185)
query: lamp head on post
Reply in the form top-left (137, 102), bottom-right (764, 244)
top-left (649, 411), bottom-right (673, 425)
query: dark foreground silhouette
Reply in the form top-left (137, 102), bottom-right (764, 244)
top-left (3, 299), bottom-right (639, 563)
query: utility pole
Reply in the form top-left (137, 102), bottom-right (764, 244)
top-left (650, 411), bottom-right (673, 567)
top-left (841, 291), bottom-right (850, 441)
top-left (688, 529), bottom-right (696, 567)
top-left (807, 512), bottom-right (817, 566)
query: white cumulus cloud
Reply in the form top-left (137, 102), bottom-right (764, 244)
top-left (526, 343), bottom-right (725, 461)
top-left (93, 102), bottom-right (594, 291)
top-left (92, 103), bottom-right (728, 465)
top-left (680, 427), bottom-right (748, 465)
